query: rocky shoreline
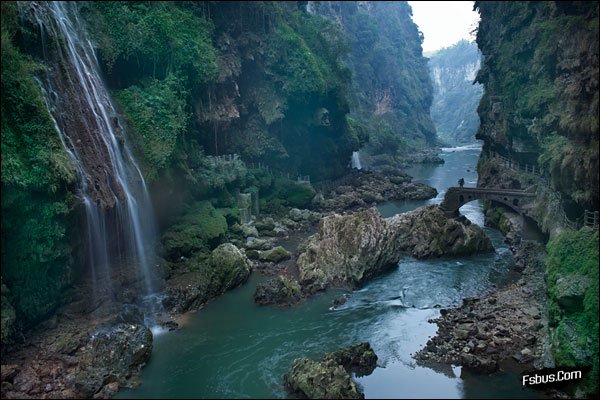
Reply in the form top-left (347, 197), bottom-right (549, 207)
top-left (0, 304), bottom-right (153, 399)
top-left (411, 202), bottom-right (559, 399)
top-left (414, 240), bottom-right (551, 373)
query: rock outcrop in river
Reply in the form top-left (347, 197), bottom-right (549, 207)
top-left (298, 205), bottom-right (494, 293)
top-left (284, 342), bottom-right (378, 399)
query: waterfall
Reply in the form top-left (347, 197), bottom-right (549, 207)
top-left (351, 151), bottom-right (362, 170)
top-left (23, 2), bottom-right (158, 302)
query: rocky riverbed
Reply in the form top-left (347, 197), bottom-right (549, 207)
top-left (313, 169), bottom-right (437, 212)
top-left (414, 239), bottom-right (552, 377)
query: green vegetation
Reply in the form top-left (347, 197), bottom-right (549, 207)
top-left (428, 40), bottom-right (483, 145)
top-left (546, 228), bottom-right (599, 395)
top-left (260, 178), bottom-right (316, 214)
top-left (85, 1), bottom-right (218, 85)
top-left (313, 1), bottom-right (437, 163)
top-left (0, 0), bottom-right (439, 342)
top-left (114, 74), bottom-right (189, 181)
top-left (161, 201), bottom-right (228, 261)
top-left (475, 1), bottom-right (599, 210)
top-left (1, 2), bottom-right (76, 334)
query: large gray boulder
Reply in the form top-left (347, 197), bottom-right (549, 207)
top-left (210, 243), bottom-right (252, 290)
top-left (297, 205), bottom-right (493, 293)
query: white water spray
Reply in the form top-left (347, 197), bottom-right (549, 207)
top-left (351, 151), bottom-right (363, 170)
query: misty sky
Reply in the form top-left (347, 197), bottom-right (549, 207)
top-left (408, 1), bottom-right (480, 54)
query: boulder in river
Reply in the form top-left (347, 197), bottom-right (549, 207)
top-left (297, 205), bottom-right (493, 293)
top-left (284, 342), bottom-right (378, 399)
top-left (258, 246), bottom-right (291, 263)
top-left (253, 275), bottom-right (302, 306)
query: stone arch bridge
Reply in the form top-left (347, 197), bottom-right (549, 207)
top-left (440, 187), bottom-right (536, 217)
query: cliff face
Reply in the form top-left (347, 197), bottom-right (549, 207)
top-left (474, 1), bottom-right (599, 212)
top-left (312, 1), bottom-right (436, 163)
top-left (474, 3), bottom-right (599, 395)
top-left (428, 40), bottom-right (483, 145)
top-left (87, 1), bottom-right (357, 182)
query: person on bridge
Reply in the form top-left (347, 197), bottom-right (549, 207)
top-left (458, 177), bottom-right (465, 188)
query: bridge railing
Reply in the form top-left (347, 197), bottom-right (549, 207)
top-left (489, 151), bottom-right (549, 183)
top-left (247, 160), bottom-right (311, 186)
top-left (584, 210), bottom-right (599, 229)
top-left (486, 151), bottom-right (597, 231)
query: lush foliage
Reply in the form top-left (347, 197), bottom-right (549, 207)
top-left (546, 228), bottom-right (599, 395)
top-left (314, 1), bottom-right (437, 160)
top-left (428, 40), bottom-right (483, 145)
top-left (1, 0), bottom-right (439, 339)
top-left (114, 74), bottom-right (189, 181)
top-left (85, 1), bottom-right (218, 85)
top-left (1, 2), bottom-right (76, 333)
top-left (162, 201), bottom-right (228, 262)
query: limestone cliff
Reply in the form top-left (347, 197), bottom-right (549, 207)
top-left (428, 40), bottom-right (483, 145)
top-left (474, 1), bottom-right (599, 213)
top-left (312, 1), bottom-right (437, 165)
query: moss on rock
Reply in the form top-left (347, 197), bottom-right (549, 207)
top-left (546, 228), bottom-right (599, 396)
top-left (162, 201), bottom-right (228, 261)
top-left (258, 246), bottom-right (291, 263)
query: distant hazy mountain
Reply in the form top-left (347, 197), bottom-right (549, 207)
top-left (428, 40), bottom-right (483, 145)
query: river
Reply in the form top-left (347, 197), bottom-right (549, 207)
top-left (119, 144), bottom-right (540, 399)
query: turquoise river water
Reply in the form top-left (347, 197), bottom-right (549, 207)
top-left (119, 144), bottom-right (541, 399)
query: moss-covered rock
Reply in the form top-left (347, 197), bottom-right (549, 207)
top-left (324, 343), bottom-right (378, 377)
top-left (474, 1), bottom-right (599, 211)
top-left (258, 246), bottom-right (291, 263)
top-left (253, 275), bottom-right (302, 307)
top-left (284, 342), bottom-right (378, 399)
top-left (164, 243), bottom-right (251, 313)
top-left (285, 358), bottom-right (362, 399)
top-left (209, 243), bottom-right (252, 291)
top-left (161, 201), bottom-right (228, 261)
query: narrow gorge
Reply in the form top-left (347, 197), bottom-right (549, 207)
top-left (1, 1), bottom-right (598, 399)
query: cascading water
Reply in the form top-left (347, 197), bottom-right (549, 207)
top-left (351, 151), bottom-right (362, 170)
top-left (22, 1), bottom-right (158, 306)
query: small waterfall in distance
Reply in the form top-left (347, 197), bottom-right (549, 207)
top-left (23, 1), bottom-right (159, 311)
top-left (351, 151), bottom-right (363, 170)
